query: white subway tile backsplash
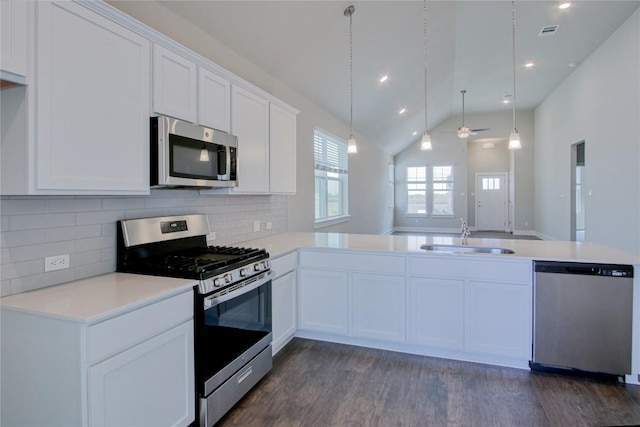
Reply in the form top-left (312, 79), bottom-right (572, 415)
top-left (10, 213), bottom-right (76, 231)
top-left (74, 250), bottom-right (102, 267)
top-left (46, 225), bottom-right (102, 243)
top-left (10, 241), bottom-right (76, 263)
top-left (11, 268), bottom-right (77, 294)
top-left (76, 260), bottom-right (116, 281)
top-left (0, 199), bottom-right (46, 215)
top-left (1, 229), bottom-right (46, 247)
top-left (46, 198), bottom-right (101, 213)
top-left (76, 210), bottom-right (124, 226)
top-left (75, 236), bottom-right (114, 253)
top-left (1, 259), bottom-right (43, 281)
top-left (0, 194), bottom-right (288, 296)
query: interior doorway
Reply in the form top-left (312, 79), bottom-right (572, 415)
top-left (571, 141), bottom-right (586, 241)
top-left (475, 173), bottom-right (508, 231)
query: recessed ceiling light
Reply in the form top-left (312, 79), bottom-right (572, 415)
top-left (502, 99), bottom-right (510, 104)
top-left (399, 108), bottom-right (406, 115)
top-left (412, 131), bottom-right (418, 136)
top-left (525, 61), bottom-right (534, 68)
top-left (503, 94), bottom-right (512, 104)
top-left (559, 2), bottom-right (571, 10)
top-left (379, 75), bottom-right (388, 83)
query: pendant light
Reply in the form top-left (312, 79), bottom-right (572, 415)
top-left (420, 0), bottom-right (432, 151)
top-left (508, 0), bottom-right (522, 150)
top-left (345, 5), bottom-right (357, 154)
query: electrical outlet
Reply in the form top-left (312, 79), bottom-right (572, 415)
top-left (253, 221), bottom-right (260, 232)
top-left (45, 254), bottom-right (70, 272)
top-left (265, 221), bottom-right (272, 230)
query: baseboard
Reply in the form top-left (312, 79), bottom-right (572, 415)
top-left (379, 228), bottom-right (394, 236)
top-left (513, 229), bottom-right (538, 236)
top-left (534, 231), bottom-right (557, 241)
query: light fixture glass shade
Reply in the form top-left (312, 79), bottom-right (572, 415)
top-left (457, 127), bottom-right (470, 139)
top-left (347, 135), bottom-right (358, 153)
top-left (199, 147), bottom-right (210, 162)
top-left (420, 131), bottom-right (432, 150)
top-left (508, 129), bottom-right (521, 150)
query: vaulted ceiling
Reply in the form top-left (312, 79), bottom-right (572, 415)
top-left (149, 1), bottom-right (638, 155)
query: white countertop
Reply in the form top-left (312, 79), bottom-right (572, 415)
top-left (0, 273), bottom-right (196, 324)
top-left (239, 232), bottom-right (640, 265)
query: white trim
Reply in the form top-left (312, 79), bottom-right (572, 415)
top-left (513, 229), bottom-right (538, 237)
top-left (534, 231), bottom-right (557, 241)
top-left (314, 215), bottom-right (351, 230)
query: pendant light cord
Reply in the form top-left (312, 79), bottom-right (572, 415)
top-left (349, 9), bottom-right (354, 137)
top-left (423, 0), bottom-right (428, 133)
top-left (511, 0), bottom-right (517, 130)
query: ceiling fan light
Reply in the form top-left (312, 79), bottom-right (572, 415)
top-left (457, 127), bottom-right (470, 139)
top-left (347, 135), bottom-right (358, 153)
top-left (508, 129), bottom-right (522, 150)
top-left (420, 131), bottom-right (432, 150)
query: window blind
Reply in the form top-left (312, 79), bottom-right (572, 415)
top-left (314, 130), bottom-right (348, 174)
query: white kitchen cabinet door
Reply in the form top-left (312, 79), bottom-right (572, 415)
top-left (231, 85), bottom-right (270, 193)
top-left (0, 0), bottom-right (28, 83)
top-left (198, 68), bottom-right (231, 132)
top-left (88, 321), bottom-right (195, 427)
top-left (407, 277), bottom-right (464, 350)
top-left (35, 1), bottom-right (150, 193)
top-left (465, 280), bottom-right (531, 359)
top-left (298, 268), bottom-right (348, 335)
top-left (272, 270), bottom-right (297, 355)
top-left (350, 273), bottom-right (405, 342)
top-left (152, 44), bottom-right (197, 123)
top-left (269, 103), bottom-right (297, 194)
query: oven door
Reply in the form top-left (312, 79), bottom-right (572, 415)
top-left (196, 271), bottom-right (273, 397)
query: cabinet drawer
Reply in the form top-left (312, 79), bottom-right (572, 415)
top-left (409, 257), bottom-right (531, 284)
top-left (87, 291), bottom-right (193, 364)
top-left (299, 250), bottom-right (405, 275)
top-left (271, 252), bottom-right (297, 278)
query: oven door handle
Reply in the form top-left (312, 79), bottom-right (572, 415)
top-left (204, 271), bottom-right (273, 307)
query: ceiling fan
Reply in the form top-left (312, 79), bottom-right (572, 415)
top-left (453, 89), bottom-right (490, 139)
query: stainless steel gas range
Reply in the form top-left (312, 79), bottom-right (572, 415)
top-left (116, 214), bottom-right (273, 427)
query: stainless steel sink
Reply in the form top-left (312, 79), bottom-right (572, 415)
top-left (419, 244), bottom-right (515, 255)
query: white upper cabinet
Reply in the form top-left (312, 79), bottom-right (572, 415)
top-left (35, 1), bottom-right (150, 193)
top-left (230, 85), bottom-right (270, 193)
top-left (0, 0), bottom-right (28, 84)
top-left (152, 44), bottom-right (197, 123)
top-left (269, 103), bottom-right (297, 194)
top-left (198, 67), bottom-right (231, 132)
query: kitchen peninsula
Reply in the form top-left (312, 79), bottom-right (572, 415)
top-left (241, 232), bottom-right (640, 385)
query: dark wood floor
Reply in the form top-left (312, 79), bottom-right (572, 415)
top-left (218, 338), bottom-right (640, 426)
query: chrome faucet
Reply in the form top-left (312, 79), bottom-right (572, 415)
top-left (460, 218), bottom-right (470, 245)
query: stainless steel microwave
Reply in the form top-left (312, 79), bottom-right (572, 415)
top-left (150, 115), bottom-right (238, 188)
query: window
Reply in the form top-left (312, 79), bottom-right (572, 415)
top-left (406, 165), bottom-right (454, 216)
top-left (432, 166), bottom-right (454, 216)
top-left (482, 177), bottom-right (501, 190)
top-left (314, 129), bottom-right (349, 223)
top-left (407, 166), bottom-right (427, 214)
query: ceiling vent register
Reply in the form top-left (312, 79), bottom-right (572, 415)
top-left (539, 25), bottom-right (559, 36)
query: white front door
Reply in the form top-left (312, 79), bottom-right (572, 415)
top-left (476, 173), bottom-right (508, 231)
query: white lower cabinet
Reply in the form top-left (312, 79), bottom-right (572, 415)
top-left (88, 321), bottom-right (194, 426)
top-left (407, 277), bottom-right (464, 350)
top-left (272, 270), bottom-right (296, 354)
top-left (298, 268), bottom-right (349, 335)
top-left (0, 290), bottom-right (195, 427)
top-left (465, 280), bottom-right (531, 359)
top-left (351, 273), bottom-right (405, 342)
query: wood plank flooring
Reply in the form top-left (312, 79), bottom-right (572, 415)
top-left (218, 338), bottom-right (640, 426)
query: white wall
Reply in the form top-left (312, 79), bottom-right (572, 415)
top-left (394, 110), bottom-right (535, 233)
top-left (107, 1), bottom-right (394, 236)
top-left (534, 9), bottom-right (639, 255)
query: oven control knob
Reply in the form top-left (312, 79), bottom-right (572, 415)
top-left (253, 263), bottom-right (262, 272)
top-left (213, 278), bottom-right (223, 287)
top-left (224, 273), bottom-right (232, 283)
top-left (239, 268), bottom-right (248, 277)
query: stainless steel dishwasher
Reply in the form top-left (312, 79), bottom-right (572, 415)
top-left (531, 261), bottom-right (634, 377)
